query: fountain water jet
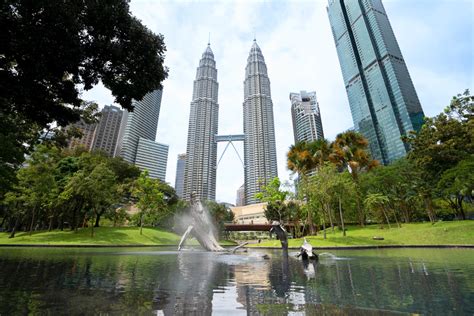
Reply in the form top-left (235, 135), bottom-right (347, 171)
top-left (178, 192), bottom-right (247, 252)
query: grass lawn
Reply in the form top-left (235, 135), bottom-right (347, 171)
top-left (249, 221), bottom-right (474, 248)
top-left (0, 227), bottom-right (236, 247)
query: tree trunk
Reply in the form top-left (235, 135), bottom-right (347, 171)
top-left (94, 212), bottom-right (102, 227)
top-left (339, 197), bottom-right (346, 237)
top-left (307, 209), bottom-right (315, 235)
top-left (392, 208), bottom-right (401, 228)
top-left (424, 196), bottom-right (436, 224)
top-left (0, 216), bottom-right (6, 229)
top-left (457, 194), bottom-right (466, 220)
top-left (140, 212), bottom-right (144, 235)
top-left (90, 216), bottom-right (95, 237)
top-left (48, 216), bottom-right (53, 232)
top-left (322, 220), bottom-right (327, 240)
top-left (9, 217), bottom-right (20, 238)
top-left (29, 206), bottom-right (37, 236)
top-left (382, 206), bottom-right (391, 229)
top-left (329, 206), bottom-right (335, 233)
top-left (401, 201), bottom-right (410, 223)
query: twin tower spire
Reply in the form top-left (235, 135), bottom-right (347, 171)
top-left (183, 41), bottom-right (278, 205)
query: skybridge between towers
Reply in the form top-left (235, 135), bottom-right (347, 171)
top-left (215, 134), bottom-right (245, 169)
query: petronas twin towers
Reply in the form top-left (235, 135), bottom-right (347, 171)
top-left (184, 40), bottom-right (277, 205)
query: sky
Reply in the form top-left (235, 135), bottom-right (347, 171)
top-left (83, 0), bottom-right (473, 204)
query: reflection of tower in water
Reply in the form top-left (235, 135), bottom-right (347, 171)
top-left (154, 253), bottom-right (228, 315)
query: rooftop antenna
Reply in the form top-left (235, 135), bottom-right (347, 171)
top-left (208, 32), bottom-right (210, 46)
top-left (253, 28), bottom-right (256, 42)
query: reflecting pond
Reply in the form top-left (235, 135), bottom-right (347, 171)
top-left (0, 247), bottom-right (473, 315)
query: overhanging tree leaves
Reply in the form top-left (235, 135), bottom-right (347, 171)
top-left (1, 0), bottom-right (168, 193)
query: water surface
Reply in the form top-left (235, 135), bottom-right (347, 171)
top-left (0, 247), bottom-right (472, 315)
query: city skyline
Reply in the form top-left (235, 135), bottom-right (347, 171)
top-left (84, 0), bottom-right (473, 203)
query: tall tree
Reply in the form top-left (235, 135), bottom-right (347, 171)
top-left (132, 171), bottom-right (166, 235)
top-left (1, 0), bottom-right (168, 193)
top-left (331, 131), bottom-right (379, 226)
top-left (365, 193), bottom-right (394, 229)
top-left (287, 142), bottom-right (316, 234)
top-left (437, 157), bottom-right (474, 220)
top-left (404, 90), bottom-right (473, 221)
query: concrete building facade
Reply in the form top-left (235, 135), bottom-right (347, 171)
top-left (92, 105), bottom-right (123, 156)
top-left (66, 120), bottom-right (97, 151)
top-left (290, 91), bottom-right (324, 143)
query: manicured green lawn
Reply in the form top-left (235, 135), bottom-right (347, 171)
top-left (0, 227), bottom-right (236, 246)
top-left (249, 221), bottom-right (474, 248)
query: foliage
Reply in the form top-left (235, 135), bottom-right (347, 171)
top-left (360, 158), bottom-right (424, 223)
top-left (250, 221), bottom-right (474, 248)
top-left (285, 91), bottom-right (473, 234)
top-left (255, 177), bottom-right (292, 222)
top-left (304, 163), bottom-right (356, 238)
top-left (255, 177), bottom-right (289, 203)
top-left (1, 0), bottom-right (168, 194)
top-left (0, 145), bottom-right (174, 237)
top-left (205, 200), bottom-right (234, 238)
top-left (405, 90), bottom-right (473, 177)
top-left (132, 171), bottom-right (167, 235)
top-left (436, 157), bottom-right (474, 219)
top-left (403, 89), bottom-right (473, 222)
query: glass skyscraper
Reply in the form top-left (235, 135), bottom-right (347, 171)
top-left (174, 153), bottom-right (186, 198)
top-left (115, 89), bottom-right (163, 163)
top-left (327, 0), bottom-right (424, 164)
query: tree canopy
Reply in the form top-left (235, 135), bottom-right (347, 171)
top-left (1, 0), bottom-right (168, 195)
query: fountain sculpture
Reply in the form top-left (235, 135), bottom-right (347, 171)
top-left (270, 221), bottom-right (288, 250)
top-left (178, 192), bottom-right (247, 252)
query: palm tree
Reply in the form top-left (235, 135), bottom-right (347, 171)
top-left (308, 138), bottom-right (332, 171)
top-left (331, 131), bottom-right (379, 226)
top-left (287, 141), bottom-right (314, 176)
top-left (287, 141), bottom-right (316, 234)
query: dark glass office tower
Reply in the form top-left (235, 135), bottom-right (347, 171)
top-left (327, 0), bottom-right (424, 164)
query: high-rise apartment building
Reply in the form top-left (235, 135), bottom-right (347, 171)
top-left (236, 184), bottom-right (245, 207)
top-left (327, 0), bottom-right (424, 164)
top-left (183, 44), bottom-right (219, 202)
top-left (290, 91), bottom-right (324, 143)
top-left (116, 89), bottom-right (163, 163)
top-left (66, 120), bottom-right (97, 151)
top-left (243, 40), bottom-right (278, 205)
top-left (92, 105), bottom-right (123, 156)
top-left (134, 138), bottom-right (169, 181)
top-left (175, 154), bottom-right (186, 198)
